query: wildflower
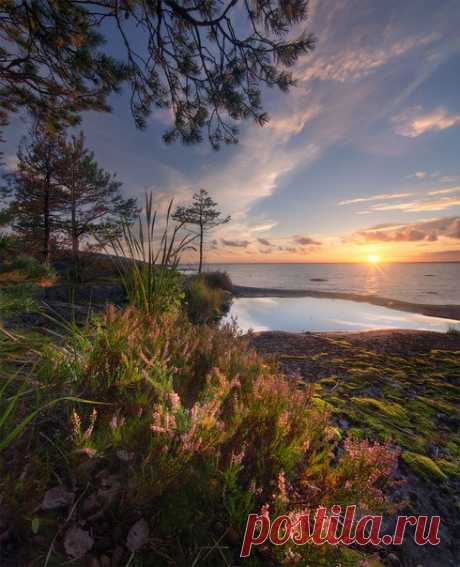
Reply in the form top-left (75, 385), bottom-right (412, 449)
top-left (260, 502), bottom-right (270, 520)
top-left (278, 410), bottom-right (289, 428)
top-left (71, 410), bottom-right (81, 440)
top-left (169, 391), bottom-right (181, 411)
top-left (84, 408), bottom-right (97, 440)
top-left (276, 470), bottom-right (289, 505)
top-left (284, 548), bottom-right (303, 564)
top-left (231, 444), bottom-right (246, 466)
top-left (151, 406), bottom-right (176, 436)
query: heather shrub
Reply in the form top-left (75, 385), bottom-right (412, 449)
top-left (0, 306), bottom-right (399, 566)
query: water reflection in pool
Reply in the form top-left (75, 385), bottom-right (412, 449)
top-left (224, 297), bottom-right (460, 333)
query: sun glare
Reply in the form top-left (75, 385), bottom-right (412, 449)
top-left (367, 254), bottom-right (380, 264)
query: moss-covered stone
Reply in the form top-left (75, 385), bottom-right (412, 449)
top-left (401, 451), bottom-right (447, 482)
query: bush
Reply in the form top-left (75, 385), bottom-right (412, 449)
top-left (202, 270), bottom-right (233, 292)
top-left (0, 283), bottom-right (41, 315)
top-left (0, 234), bottom-right (21, 262)
top-left (185, 274), bottom-right (229, 323)
top-left (0, 306), bottom-right (399, 566)
top-left (0, 254), bottom-right (56, 281)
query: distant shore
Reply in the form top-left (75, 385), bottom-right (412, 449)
top-left (232, 285), bottom-right (460, 321)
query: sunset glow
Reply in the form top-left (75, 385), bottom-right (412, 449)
top-left (367, 254), bottom-right (381, 264)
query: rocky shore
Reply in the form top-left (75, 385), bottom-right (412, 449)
top-left (250, 328), bottom-right (460, 567)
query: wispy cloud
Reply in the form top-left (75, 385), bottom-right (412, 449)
top-left (369, 196), bottom-right (460, 212)
top-left (428, 186), bottom-right (460, 196)
top-left (221, 239), bottom-right (250, 248)
top-left (300, 35), bottom-right (438, 83)
top-left (294, 236), bottom-right (322, 246)
top-left (338, 193), bottom-right (412, 206)
top-left (409, 171), bottom-right (429, 179)
top-left (392, 106), bottom-right (460, 137)
top-left (257, 237), bottom-right (273, 247)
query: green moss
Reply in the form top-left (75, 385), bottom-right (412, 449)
top-left (401, 451), bottom-right (447, 482)
top-left (438, 459), bottom-right (460, 479)
top-left (351, 397), bottom-right (407, 421)
top-left (312, 397), bottom-right (333, 412)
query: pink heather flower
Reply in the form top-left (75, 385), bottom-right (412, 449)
top-left (231, 445), bottom-right (246, 466)
top-left (260, 503), bottom-right (270, 520)
top-left (278, 411), bottom-right (289, 428)
top-left (84, 408), bottom-right (97, 439)
top-left (70, 410), bottom-right (81, 440)
top-left (284, 548), bottom-right (303, 564)
top-left (277, 470), bottom-right (289, 504)
top-left (151, 407), bottom-right (176, 436)
top-left (110, 414), bottom-right (119, 429)
top-left (169, 392), bottom-right (181, 411)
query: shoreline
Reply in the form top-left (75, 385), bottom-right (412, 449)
top-left (232, 285), bottom-right (460, 321)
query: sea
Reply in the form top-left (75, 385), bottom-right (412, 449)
top-left (204, 262), bottom-right (460, 305)
top-left (192, 262), bottom-right (460, 333)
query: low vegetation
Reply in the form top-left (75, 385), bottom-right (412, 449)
top-left (0, 304), bottom-right (398, 566)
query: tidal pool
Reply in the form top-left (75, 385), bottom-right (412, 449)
top-left (224, 297), bottom-right (460, 333)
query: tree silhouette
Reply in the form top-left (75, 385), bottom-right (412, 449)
top-left (0, 0), bottom-right (315, 148)
top-left (172, 189), bottom-right (230, 272)
top-left (55, 132), bottom-right (139, 263)
top-left (2, 127), bottom-right (64, 261)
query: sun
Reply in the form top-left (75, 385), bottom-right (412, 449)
top-left (367, 254), bottom-right (381, 264)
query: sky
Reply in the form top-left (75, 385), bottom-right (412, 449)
top-left (3, 0), bottom-right (460, 263)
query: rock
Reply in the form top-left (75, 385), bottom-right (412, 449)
top-left (41, 486), bottom-right (74, 510)
top-left (386, 553), bottom-right (401, 566)
top-left (126, 519), bottom-right (149, 552)
top-left (99, 555), bottom-right (111, 567)
top-left (64, 526), bottom-right (94, 559)
top-left (116, 449), bottom-right (133, 462)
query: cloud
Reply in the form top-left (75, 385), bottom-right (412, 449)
top-left (2, 154), bottom-right (18, 172)
top-left (428, 186), bottom-right (460, 196)
top-left (294, 236), bottom-right (322, 246)
top-left (268, 104), bottom-right (322, 139)
top-left (368, 196), bottom-right (460, 212)
top-left (301, 35), bottom-right (438, 83)
top-left (257, 237), bottom-right (273, 247)
top-left (338, 193), bottom-right (412, 206)
top-left (392, 106), bottom-right (460, 137)
top-left (353, 216), bottom-right (460, 243)
top-left (407, 171), bottom-right (428, 179)
top-left (278, 246), bottom-right (298, 253)
top-left (221, 239), bottom-right (250, 248)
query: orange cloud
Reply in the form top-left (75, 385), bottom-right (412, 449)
top-left (353, 217), bottom-right (460, 243)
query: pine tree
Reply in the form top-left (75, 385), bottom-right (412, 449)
top-left (172, 190), bottom-right (230, 273)
top-left (0, 0), bottom-right (315, 147)
top-left (55, 132), bottom-right (138, 262)
top-left (3, 128), bottom-right (64, 261)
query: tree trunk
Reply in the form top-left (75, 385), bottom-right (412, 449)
top-left (43, 173), bottom-right (51, 262)
top-left (71, 203), bottom-right (79, 261)
top-left (70, 163), bottom-right (80, 266)
top-left (198, 224), bottom-right (204, 273)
